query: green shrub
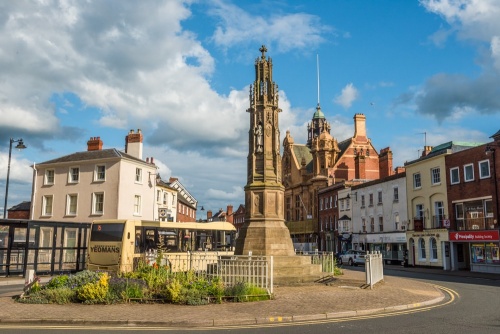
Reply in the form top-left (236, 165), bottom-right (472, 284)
top-left (179, 287), bottom-right (209, 305)
top-left (46, 275), bottom-right (69, 289)
top-left (18, 287), bottom-right (75, 304)
top-left (107, 277), bottom-right (147, 302)
top-left (165, 278), bottom-right (182, 303)
top-left (67, 270), bottom-right (101, 289)
top-left (225, 282), bottom-right (270, 302)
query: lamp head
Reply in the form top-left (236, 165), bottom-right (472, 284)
top-left (15, 139), bottom-right (26, 150)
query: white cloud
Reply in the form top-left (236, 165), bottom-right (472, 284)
top-left (0, 0), bottom-right (332, 212)
top-left (491, 36), bottom-right (500, 70)
top-left (421, 0), bottom-right (500, 68)
top-left (334, 83), bottom-right (359, 109)
top-left (208, 0), bottom-right (332, 53)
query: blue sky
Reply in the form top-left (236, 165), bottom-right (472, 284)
top-left (1, 0), bottom-right (500, 216)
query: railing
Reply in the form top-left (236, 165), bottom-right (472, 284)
top-left (206, 255), bottom-right (273, 294)
top-left (146, 250), bottom-right (233, 272)
top-left (365, 251), bottom-right (383, 289)
top-left (413, 218), bottom-right (424, 231)
top-left (456, 217), bottom-right (497, 231)
top-left (147, 251), bottom-right (273, 293)
top-left (431, 215), bottom-right (448, 229)
top-left (295, 250), bottom-right (336, 273)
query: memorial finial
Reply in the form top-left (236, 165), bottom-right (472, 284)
top-left (259, 45), bottom-right (267, 59)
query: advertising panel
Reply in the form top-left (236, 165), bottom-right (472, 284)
top-left (449, 230), bottom-right (499, 242)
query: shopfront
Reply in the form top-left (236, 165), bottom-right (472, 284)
top-left (365, 233), bottom-right (407, 264)
top-left (337, 233), bottom-right (352, 253)
top-left (406, 229), bottom-right (449, 268)
top-left (449, 230), bottom-right (500, 273)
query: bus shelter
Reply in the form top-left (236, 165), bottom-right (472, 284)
top-left (0, 219), bottom-right (90, 277)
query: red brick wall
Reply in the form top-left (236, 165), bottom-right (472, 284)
top-left (7, 211), bottom-right (30, 219)
top-left (445, 144), bottom-right (498, 228)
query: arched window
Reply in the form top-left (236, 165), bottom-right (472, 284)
top-left (419, 238), bottom-right (426, 260)
top-left (430, 238), bottom-right (438, 261)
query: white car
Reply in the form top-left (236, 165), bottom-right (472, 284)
top-left (338, 250), bottom-right (366, 266)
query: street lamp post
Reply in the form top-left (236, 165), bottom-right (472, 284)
top-left (3, 138), bottom-right (27, 219)
top-left (199, 206), bottom-right (205, 222)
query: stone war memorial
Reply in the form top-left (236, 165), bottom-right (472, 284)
top-left (234, 46), bottom-right (322, 284)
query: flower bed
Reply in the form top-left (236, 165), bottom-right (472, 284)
top-left (17, 261), bottom-right (271, 305)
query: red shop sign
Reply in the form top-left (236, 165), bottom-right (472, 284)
top-left (449, 230), bottom-right (499, 242)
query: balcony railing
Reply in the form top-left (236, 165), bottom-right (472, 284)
top-left (431, 215), bottom-right (448, 229)
top-left (413, 218), bottom-right (424, 231)
top-left (456, 217), bottom-right (497, 231)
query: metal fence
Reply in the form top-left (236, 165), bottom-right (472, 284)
top-left (365, 251), bottom-right (384, 289)
top-left (295, 250), bottom-right (336, 274)
top-left (147, 251), bottom-right (274, 293)
top-left (141, 251), bottom-right (340, 294)
top-left (207, 255), bottom-right (273, 294)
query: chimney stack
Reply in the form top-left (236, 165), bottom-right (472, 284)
top-left (379, 147), bottom-right (393, 178)
top-left (87, 137), bottom-right (103, 151)
top-left (226, 205), bottom-right (234, 224)
top-left (125, 129), bottom-right (143, 160)
top-left (353, 114), bottom-right (367, 139)
top-left (422, 146), bottom-right (433, 157)
top-left (394, 166), bottom-right (406, 174)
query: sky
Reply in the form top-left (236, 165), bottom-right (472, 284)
top-left (1, 0), bottom-right (500, 217)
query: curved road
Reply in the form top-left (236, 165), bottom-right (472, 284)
top-left (0, 268), bottom-right (499, 333)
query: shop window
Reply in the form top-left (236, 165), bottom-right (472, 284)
top-left (419, 238), bottom-right (426, 260)
top-left (485, 243), bottom-right (499, 264)
top-left (472, 244), bottom-right (485, 263)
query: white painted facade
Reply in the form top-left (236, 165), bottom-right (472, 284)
top-left (350, 173), bottom-right (408, 258)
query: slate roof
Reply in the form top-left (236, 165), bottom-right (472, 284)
top-left (292, 144), bottom-right (313, 173)
top-left (37, 148), bottom-right (148, 165)
top-left (8, 201), bottom-right (31, 211)
top-left (405, 141), bottom-right (482, 166)
top-left (337, 138), bottom-right (352, 157)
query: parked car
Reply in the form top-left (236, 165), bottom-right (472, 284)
top-left (338, 250), bottom-right (366, 266)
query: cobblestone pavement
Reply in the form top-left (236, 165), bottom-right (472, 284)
top-left (0, 269), bottom-right (446, 327)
